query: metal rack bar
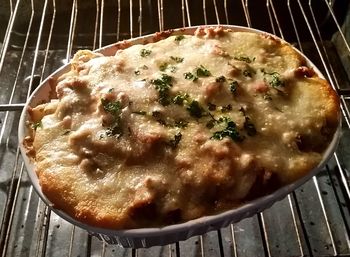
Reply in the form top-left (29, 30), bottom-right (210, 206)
top-left (184, 0), bottom-right (191, 27)
top-left (266, 0), bottom-right (276, 35)
top-left (99, 0), bottom-right (104, 48)
top-left (212, 0), bottom-right (221, 24)
top-left (223, 0), bottom-right (228, 24)
top-left (269, 0), bottom-right (284, 38)
top-left (181, 0), bottom-right (186, 27)
top-left (257, 213), bottom-right (271, 257)
top-left (129, 0), bottom-right (133, 38)
top-left (66, 0), bottom-right (78, 62)
top-left (229, 225), bottom-right (238, 257)
top-left (139, 0), bottom-right (142, 37)
top-left (240, 0), bottom-right (251, 27)
top-left (93, 0), bottom-right (99, 50)
top-left (203, 0), bottom-right (208, 25)
top-left (0, 0), bottom-right (21, 74)
top-left (287, 195), bottom-right (305, 256)
top-left (116, 0), bottom-right (121, 41)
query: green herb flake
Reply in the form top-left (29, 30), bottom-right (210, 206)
top-left (170, 56), bottom-right (184, 63)
top-left (215, 76), bottom-right (226, 83)
top-left (234, 56), bottom-right (255, 63)
top-left (32, 121), bottom-right (42, 130)
top-left (151, 74), bottom-right (173, 106)
top-left (168, 132), bottom-right (182, 149)
top-left (141, 65), bottom-right (149, 70)
top-left (269, 73), bottom-right (284, 88)
top-left (196, 65), bottom-right (211, 77)
top-left (134, 70), bottom-right (141, 75)
top-left (184, 72), bottom-right (198, 81)
top-left (261, 69), bottom-right (285, 88)
top-left (140, 48), bottom-right (152, 57)
top-left (230, 81), bottom-right (238, 94)
top-left (101, 98), bottom-right (122, 115)
top-left (175, 35), bottom-right (185, 42)
top-left (211, 121), bottom-right (244, 142)
top-left (187, 100), bottom-right (204, 118)
top-left (173, 93), bottom-right (189, 105)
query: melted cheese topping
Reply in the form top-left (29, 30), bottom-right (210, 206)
top-left (27, 27), bottom-right (340, 229)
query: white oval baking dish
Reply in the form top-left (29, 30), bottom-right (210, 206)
top-left (18, 25), bottom-right (341, 248)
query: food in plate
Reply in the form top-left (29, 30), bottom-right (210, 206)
top-left (23, 26), bottom-right (340, 229)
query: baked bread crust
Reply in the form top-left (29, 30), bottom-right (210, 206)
top-left (25, 27), bottom-right (340, 229)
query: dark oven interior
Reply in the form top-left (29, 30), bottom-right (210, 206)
top-left (1, 0), bottom-right (350, 256)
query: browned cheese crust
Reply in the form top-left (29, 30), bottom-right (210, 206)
top-left (26, 27), bottom-right (340, 229)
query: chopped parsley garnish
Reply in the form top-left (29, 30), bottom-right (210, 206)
top-left (196, 65), bottom-right (211, 77)
top-left (134, 70), bottom-right (141, 75)
top-left (175, 120), bottom-right (188, 128)
top-left (151, 74), bottom-right (173, 106)
top-left (168, 132), bottom-right (182, 149)
top-left (261, 69), bottom-right (285, 88)
top-left (170, 66), bottom-right (177, 73)
top-left (230, 81), bottom-right (238, 94)
top-left (211, 121), bottom-right (244, 142)
top-left (101, 98), bottom-right (121, 115)
top-left (173, 93), bottom-right (189, 105)
top-left (170, 56), bottom-right (184, 63)
top-left (215, 76), bottom-right (226, 83)
top-left (268, 72), bottom-right (284, 88)
top-left (207, 102), bottom-right (217, 111)
top-left (101, 98), bottom-right (123, 137)
top-left (184, 72), bottom-right (198, 81)
top-left (244, 117), bottom-right (257, 136)
top-left (108, 88), bottom-right (114, 93)
top-left (175, 35), bottom-right (185, 41)
top-left (32, 121), bottom-right (42, 130)
top-left (234, 56), bottom-right (255, 63)
top-left (141, 65), bottom-right (148, 70)
top-left (187, 100), bottom-right (204, 118)
top-left (140, 48), bottom-right (152, 57)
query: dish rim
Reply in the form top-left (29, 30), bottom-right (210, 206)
top-left (18, 24), bottom-right (341, 239)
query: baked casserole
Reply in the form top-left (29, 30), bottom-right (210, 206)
top-left (23, 27), bottom-right (340, 229)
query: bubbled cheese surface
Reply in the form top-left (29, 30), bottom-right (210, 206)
top-left (27, 27), bottom-right (340, 229)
